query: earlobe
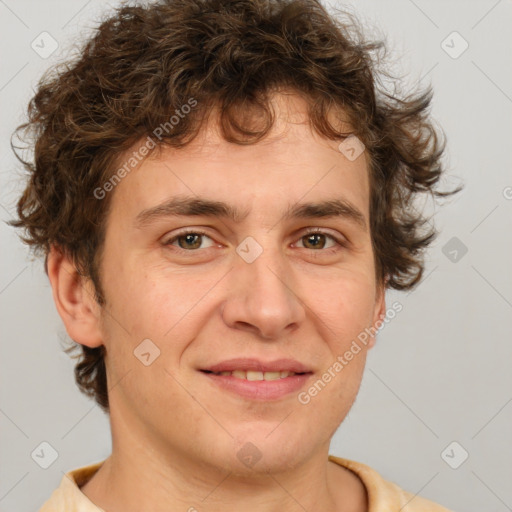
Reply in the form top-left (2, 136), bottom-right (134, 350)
top-left (367, 283), bottom-right (386, 350)
top-left (47, 246), bottom-right (104, 348)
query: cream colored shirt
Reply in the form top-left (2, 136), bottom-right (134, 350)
top-left (39, 455), bottom-right (454, 511)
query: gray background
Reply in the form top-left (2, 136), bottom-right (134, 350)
top-left (1, 1), bottom-right (511, 511)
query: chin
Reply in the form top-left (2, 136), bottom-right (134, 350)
top-left (223, 426), bottom-right (311, 475)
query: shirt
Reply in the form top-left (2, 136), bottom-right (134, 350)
top-left (39, 455), bottom-right (454, 511)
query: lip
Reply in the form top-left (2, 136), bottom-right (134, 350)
top-left (202, 358), bottom-right (312, 374)
top-left (199, 358), bottom-right (313, 401)
top-left (200, 371), bottom-right (313, 401)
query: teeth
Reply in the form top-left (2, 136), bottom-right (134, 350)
top-left (214, 370), bottom-right (297, 380)
top-left (246, 370), bottom-right (263, 381)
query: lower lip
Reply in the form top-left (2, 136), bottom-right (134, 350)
top-left (200, 371), bottom-right (312, 401)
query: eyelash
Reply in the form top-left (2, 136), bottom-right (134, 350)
top-left (163, 228), bottom-right (348, 254)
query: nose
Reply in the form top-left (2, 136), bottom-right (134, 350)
top-left (220, 243), bottom-right (306, 340)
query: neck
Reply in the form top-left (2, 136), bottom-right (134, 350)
top-left (81, 449), bottom-right (366, 512)
top-left (80, 407), bottom-right (366, 512)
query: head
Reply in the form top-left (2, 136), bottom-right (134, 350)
top-left (11, 0), bottom-right (460, 474)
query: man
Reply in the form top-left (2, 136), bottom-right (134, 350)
top-left (11, 0), bottom-right (460, 510)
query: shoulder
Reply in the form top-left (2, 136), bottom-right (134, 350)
top-left (39, 461), bottom-right (105, 512)
top-left (329, 455), bottom-right (455, 512)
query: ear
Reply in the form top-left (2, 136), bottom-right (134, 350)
top-left (367, 279), bottom-right (386, 350)
top-left (47, 246), bottom-right (103, 348)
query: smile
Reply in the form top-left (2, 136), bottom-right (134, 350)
top-left (200, 369), bottom-right (312, 401)
top-left (205, 370), bottom-right (298, 380)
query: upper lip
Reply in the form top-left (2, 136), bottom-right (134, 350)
top-left (201, 358), bottom-right (313, 374)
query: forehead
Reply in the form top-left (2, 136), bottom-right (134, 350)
top-left (106, 92), bottom-right (370, 227)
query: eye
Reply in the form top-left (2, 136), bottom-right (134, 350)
top-left (295, 229), bottom-right (346, 251)
top-left (163, 230), bottom-right (216, 251)
top-left (162, 228), bottom-right (347, 254)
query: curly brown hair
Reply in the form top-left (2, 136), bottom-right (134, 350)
top-left (10, 0), bottom-right (462, 413)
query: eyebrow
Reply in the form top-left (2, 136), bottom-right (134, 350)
top-left (135, 196), bottom-right (367, 231)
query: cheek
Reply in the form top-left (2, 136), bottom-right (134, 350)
top-left (296, 349), bottom-right (366, 446)
top-left (103, 258), bottom-right (208, 341)
top-left (294, 274), bottom-right (374, 424)
top-left (311, 271), bottom-right (377, 349)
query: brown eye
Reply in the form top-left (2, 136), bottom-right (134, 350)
top-left (296, 230), bottom-right (341, 250)
top-left (164, 230), bottom-right (215, 251)
top-left (177, 233), bottom-right (203, 250)
top-left (302, 233), bottom-right (328, 249)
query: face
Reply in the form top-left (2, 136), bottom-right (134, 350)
top-left (94, 92), bottom-right (385, 475)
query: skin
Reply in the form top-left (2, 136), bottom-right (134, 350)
top-left (48, 91), bottom-right (386, 512)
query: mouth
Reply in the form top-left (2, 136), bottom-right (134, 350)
top-left (198, 358), bottom-right (313, 401)
top-left (201, 369), bottom-right (303, 380)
